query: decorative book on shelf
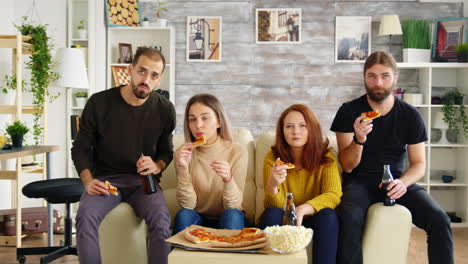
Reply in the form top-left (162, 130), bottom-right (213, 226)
top-left (71, 115), bottom-right (80, 140)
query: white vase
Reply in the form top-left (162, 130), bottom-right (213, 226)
top-left (0, 89), bottom-right (15, 105)
top-left (78, 29), bottom-right (87, 40)
top-left (156, 19), bottom-right (167, 28)
top-left (74, 97), bottom-right (87, 108)
top-left (1, 159), bottom-right (16, 171)
top-left (142, 21), bottom-right (150, 27)
top-left (403, 49), bottom-right (431, 63)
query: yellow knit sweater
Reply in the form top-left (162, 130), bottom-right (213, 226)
top-left (263, 150), bottom-right (342, 212)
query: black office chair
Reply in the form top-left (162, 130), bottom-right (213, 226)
top-left (16, 178), bottom-right (84, 264)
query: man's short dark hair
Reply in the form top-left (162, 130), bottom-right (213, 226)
top-left (363, 51), bottom-right (398, 76)
top-left (132, 47), bottom-right (166, 73)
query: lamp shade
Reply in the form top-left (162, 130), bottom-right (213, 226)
top-left (378, 15), bottom-right (403, 36)
top-left (54, 48), bottom-right (89, 89)
top-left (433, 111), bottom-right (449, 129)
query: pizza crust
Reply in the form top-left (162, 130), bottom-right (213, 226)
top-left (192, 136), bottom-right (207, 147)
top-left (105, 181), bottom-right (118, 196)
top-left (275, 158), bottom-right (295, 169)
top-left (361, 110), bottom-right (381, 121)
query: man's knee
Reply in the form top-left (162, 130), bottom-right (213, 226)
top-left (337, 203), bottom-right (367, 229)
top-left (428, 207), bottom-right (451, 229)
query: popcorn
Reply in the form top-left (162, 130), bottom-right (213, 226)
top-left (264, 225), bottom-right (313, 253)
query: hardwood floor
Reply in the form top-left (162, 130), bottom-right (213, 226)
top-left (0, 228), bottom-right (467, 263)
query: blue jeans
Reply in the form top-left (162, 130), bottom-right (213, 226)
top-left (259, 207), bottom-right (339, 264)
top-left (172, 208), bottom-right (245, 235)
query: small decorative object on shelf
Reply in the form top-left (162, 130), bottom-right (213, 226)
top-left (74, 92), bottom-right (88, 108)
top-left (455, 43), bottom-right (468, 62)
top-left (77, 19), bottom-right (87, 39)
top-left (441, 175), bottom-right (454, 183)
top-left (5, 120), bottom-right (30, 148)
top-left (142, 17), bottom-right (150, 27)
top-left (155, 0), bottom-right (168, 27)
top-left (401, 19), bottom-right (431, 62)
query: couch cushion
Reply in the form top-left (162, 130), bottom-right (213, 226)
top-left (254, 131), bottom-right (339, 223)
top-left (160, 127), bottom-right (256, 223)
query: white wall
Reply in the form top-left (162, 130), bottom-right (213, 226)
top-left (0, 0), bottom-right (68, 209)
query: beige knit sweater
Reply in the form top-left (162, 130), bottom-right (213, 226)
top-left (176, 137), bottom-right (248, 217)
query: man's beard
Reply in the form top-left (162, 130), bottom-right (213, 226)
top-left (132, 81), bottom-right (151, 99)
top-left (365, 82), bottom-right (395, 103)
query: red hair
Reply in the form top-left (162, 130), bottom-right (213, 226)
top-left (272, 104), bottom-right (332, 171)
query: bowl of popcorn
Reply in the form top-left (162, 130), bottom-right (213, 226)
top-left (264, 225), bottom-right (313, 254)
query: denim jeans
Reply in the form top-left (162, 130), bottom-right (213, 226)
top-left (172, 208), bottom-right (245, 235)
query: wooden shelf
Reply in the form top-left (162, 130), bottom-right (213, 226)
top-left (0, 35), bottom-right (32, 54)
top-left (0, 105), bottom-right (44, 115)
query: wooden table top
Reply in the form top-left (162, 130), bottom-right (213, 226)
top-left (0, 145), bottom-right (59, 160)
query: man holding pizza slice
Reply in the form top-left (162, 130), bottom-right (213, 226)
top-left (330, 51), bottom-right (453, 264)
top-left (72, 47), bottom-right (175, 264)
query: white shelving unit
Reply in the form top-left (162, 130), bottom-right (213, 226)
top-left (107, 27), bottom-right (175, 105)
top-left (398, 62), bottom-right (468, 227)
top-left (66, 0), bottom-right (94, 179)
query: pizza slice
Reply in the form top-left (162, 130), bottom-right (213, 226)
top-left (184, 227), bottom-right (267, 248)
top-left (361, 110), bottom-right (381, 121)
top-left (184, 228), bottom-right (215, 244)
top-left (105, 181), bottom-right (118, 196)
top-left (276, 158), bottom-right (295, 169)
top-left (192, 135), bottom-right (207, 147)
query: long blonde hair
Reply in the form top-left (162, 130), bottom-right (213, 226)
top-left (183, 94), bottom-right (233, 142)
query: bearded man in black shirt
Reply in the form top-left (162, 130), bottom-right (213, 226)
top-left (72, 47), bottom-right (175, 264)
top-left (331, 51), bottom-right (453, 264)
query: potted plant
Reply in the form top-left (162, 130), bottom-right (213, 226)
top-left (455, 43), bottom-right (468, 62)
top-left (142, 17), bottom-right (150, 27)
top-left (401, 19), bottom-right (431, 62)
top-left (441, 90), bottom-right (468, 140)
top-left (74, 91), bottom-right (88, 108)
top-left (155, 0), bottom-right (168, 27)
top-left (15, 17), bottom-right (60, 146)
top-left (5, 120), bottom-right (29, 148)
top-left (77, 19), bottom-right (87, 39)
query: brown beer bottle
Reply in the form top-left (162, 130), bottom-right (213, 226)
top-left (382, 164), bottom-right (395, 206)
top-left (140, 153), bottom-right (157, 195)
top-left (283, 192), bottom-right (297, 225)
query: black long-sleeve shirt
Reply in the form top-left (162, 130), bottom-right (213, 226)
top-left (71, 86), bottom-right (176, 178)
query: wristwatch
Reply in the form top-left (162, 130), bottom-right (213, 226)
top-left (353, 135), bottom-right (366, 145)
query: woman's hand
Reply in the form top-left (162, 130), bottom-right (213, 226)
top-left (295, 203), bottom-right (315, 226)
top-left (175, 143), bottom-right (194, 169)
top-left (210, 160), bottom-right (232, 182)
top-left (266, 163), bottom-right (287, 194)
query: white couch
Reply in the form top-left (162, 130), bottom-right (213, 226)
top-left (99, 128), bottom-right (412, 264)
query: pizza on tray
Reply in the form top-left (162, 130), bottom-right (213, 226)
top-left (361, 110), bottom-right (381, 121)
top-left (275, 158), bottom-right (295, 169)
top-left (192, 135), bottom-right (207, 147)
top-left (184, 227), bottom-right (267, 248)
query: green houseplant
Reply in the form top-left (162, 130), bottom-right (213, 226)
top-left (142, 17), bottom-right (150, 27)
top-left (15, 17), bottom-right (60, 146)
top-left (401, 19), bottom-right (431, 62)
top-left (455, 43), bottom-right (468, 62)
top-left (441, 91), bottom-right (468, 139)
top-left (5, 120), bottom-right (30, 148)
top-left (74, 91), bottom-right (88, 108)
top-left (155, 1), bottom-right (168, 27)
top-left (77, 19), bottom-right (87, 39)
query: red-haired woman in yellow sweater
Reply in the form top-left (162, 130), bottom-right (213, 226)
top-left (260, 104), bottom-right (342, 264)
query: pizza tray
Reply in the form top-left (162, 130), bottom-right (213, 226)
top-left (165, 225), bottom-right (270, 253)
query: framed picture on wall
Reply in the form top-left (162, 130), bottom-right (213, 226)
top-left (118, 43), bottom-right (133, 64)
top-left (433, 17), bottom-right (468, 62)
top-left (111, 65), bottom-right (131, 86)
top-left (186, 16), bottom-right (222, 62)
top-left (255, 8), bottom-right (302, 44)
top-left (335, 16), bottom-right (371, 63)
top-left (106, 0), bottom-right (141, 27)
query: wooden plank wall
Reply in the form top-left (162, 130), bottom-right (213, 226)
top-left (140, 0), bottom-right (463, 137)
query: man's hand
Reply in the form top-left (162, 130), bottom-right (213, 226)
top-left (84, 179), bottom-right (110, 195)
top-left (137, 155), bottom-right (162, 175)
top-left (380, 179), bottom-right (407, 199)
top-left (295, 203), bottom-right (315, 227)
top-left (353, 115), bottom-right (373, 143)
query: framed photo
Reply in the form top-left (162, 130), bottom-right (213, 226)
top-left (111, 65), bottom-right (131, 87)
top-left (335, 16), bottom-right (371, 63)
top-left (433, 17), bottom-right (468, 62)
top-left (255, 8), bottom-right (302, 44)
top-left (118, 43), bottom-right (133, 64)
top-left (106, 0), bottom-right (141, 27)
top-left (186, 16), bottom-right (222, 62)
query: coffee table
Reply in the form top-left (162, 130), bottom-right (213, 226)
top-left (169, 247), bottom-right (307, 264)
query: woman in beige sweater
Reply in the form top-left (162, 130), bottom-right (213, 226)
top-left (173, 94), bottom-right (248, 234)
